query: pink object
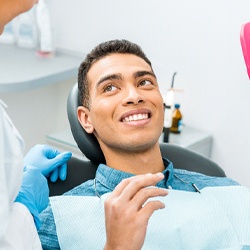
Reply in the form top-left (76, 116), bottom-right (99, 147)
top-left (35, 50), bottom-right (55, 58)
top-left (240, 22), bottom-right (250, 79)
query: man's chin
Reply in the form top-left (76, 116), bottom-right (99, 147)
top-left (122, 139), bottom-right (160, 153)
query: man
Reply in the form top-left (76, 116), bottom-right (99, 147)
top-left (38, 39), bottom-right (239, 249)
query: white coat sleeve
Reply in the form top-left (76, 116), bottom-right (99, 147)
top-left (1, 203), bottom-right (42, 250)
top-left (0, 100), bottom-right (42, 250)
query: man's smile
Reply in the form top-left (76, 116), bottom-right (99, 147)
top-left (120, 109), bottom-right (151, 124)
top-left (122, 113), bottom-right (149, 122)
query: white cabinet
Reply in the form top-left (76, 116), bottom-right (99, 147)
top-left (166, 127), bottom-right (212, 158)
top-left (0, 44), bottom-right (82, 152)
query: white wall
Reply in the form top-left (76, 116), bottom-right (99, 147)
top-left (1, 79), bottom-right (76, 154)
top-left (47, 0), bottom-right (250, 187)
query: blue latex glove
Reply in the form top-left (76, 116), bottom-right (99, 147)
top-left (23, 144), bottom-right (72, 182)
top-left (15, 165), bottom-right (49, 229)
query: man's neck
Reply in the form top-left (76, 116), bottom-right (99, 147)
top-left (102, 143), bottom-right (164, 175)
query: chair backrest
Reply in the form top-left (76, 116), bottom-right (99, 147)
top-left (48, 83), bottom-right (226, 196)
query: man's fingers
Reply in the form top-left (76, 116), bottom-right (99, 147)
top-left (106, 173), bottom-right (166, 215)
top-left (116, 173), bottom-right (165, 202)
top-left (108, 177), bottom-right (135, 198)
top-left (140, 200), bottom-right (166, 220)
top-left (108, 173), bottom-right (164, 201)
top-left (132, 187), bottom-right (168, 211)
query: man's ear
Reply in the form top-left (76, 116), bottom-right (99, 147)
top-left (77, 106), bottom-right (94, 134)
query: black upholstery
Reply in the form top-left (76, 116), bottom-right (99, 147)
top-left (48, 83), bottom-right (226, 196)
top-left (48, 157), bottom-right (97, 196)
top-left (67, 84), bottom-right (105, 164)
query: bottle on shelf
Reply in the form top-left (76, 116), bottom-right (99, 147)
top-left (162, 89), bottom-right (174, 142)
top-left (170, 103), bottom-right (182, 134)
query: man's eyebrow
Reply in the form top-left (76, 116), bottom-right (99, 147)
top-left (95, 71), bottom-right (156, 88)
top-left (96, 74), bottom-right (123, 88)
top-left (133, 70), bottom-right (157, 79)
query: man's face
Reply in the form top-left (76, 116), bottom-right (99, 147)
top-left (78, 53), bottom-right (164, 154)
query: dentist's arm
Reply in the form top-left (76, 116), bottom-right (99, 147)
top-left (15, 144), bottom-right (72, 228)
top-left (104, 173), bottom-right (168, 250)
top-left (0, 0), bottom-right (38, 34)
top-left (4, 166), bottom-right (48, 249)
top-left (2, 145), bottom-right (71, 249)
top-left (15, 166), bottom-right (49, 229)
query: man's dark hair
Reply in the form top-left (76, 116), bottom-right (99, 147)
top-left (78, 39), bottom-right (152, 109)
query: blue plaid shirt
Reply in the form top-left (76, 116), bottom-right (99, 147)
top-left (38, 158), bottom-right (239, 249)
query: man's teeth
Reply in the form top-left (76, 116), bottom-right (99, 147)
top-left (123, 113), bottom-right (148, 122)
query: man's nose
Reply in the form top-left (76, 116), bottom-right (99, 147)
top-left (121, 86), bottom-right (145, 106)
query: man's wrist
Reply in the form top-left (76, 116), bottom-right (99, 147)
top-left (104, 243), bottom-right (130, 250)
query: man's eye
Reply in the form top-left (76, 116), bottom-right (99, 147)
top-left (104, 84), bottom-right (117, 92)
top-left (139, 80), bottom-right (152, 86)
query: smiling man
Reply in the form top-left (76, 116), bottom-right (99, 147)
top-left (38, 40), bottom-right (239, 249)
top-left (77, 52), bottom-right (165, 175)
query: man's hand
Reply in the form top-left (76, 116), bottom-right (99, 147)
top-left (24, 144), bottom-right (72, 182)
top-left (104, 173), bottom-right (168, 250)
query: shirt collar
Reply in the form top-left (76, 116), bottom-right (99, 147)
top-left (95, 157), bottom-right (174, 191)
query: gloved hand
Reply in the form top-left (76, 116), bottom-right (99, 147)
top-left (15, 165), bottom-right (49, 229)
top-left (23, 144), bottom-right (72, 182)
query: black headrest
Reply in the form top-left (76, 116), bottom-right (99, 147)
top-left (67, 83), bottom-right (105, 164)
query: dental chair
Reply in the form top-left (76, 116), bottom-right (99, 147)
top-left (48, 83), bottom-right (226, 196)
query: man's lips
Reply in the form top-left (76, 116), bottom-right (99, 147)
top-left (120, 109), bottom-right (151, 123)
